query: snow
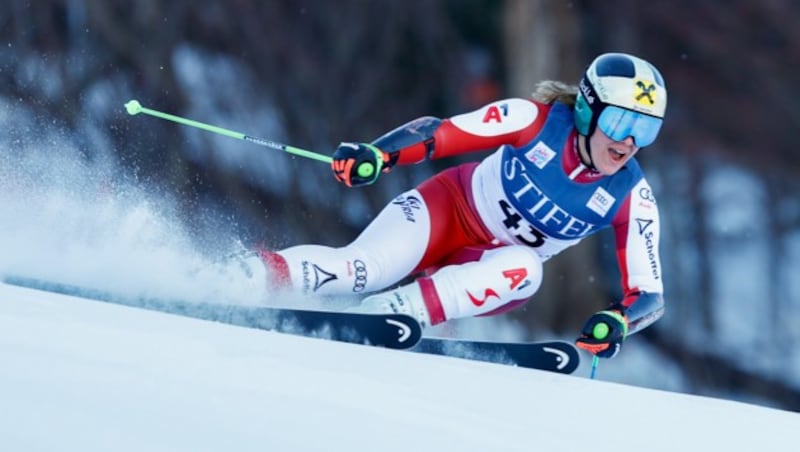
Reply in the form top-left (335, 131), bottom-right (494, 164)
top-left (0, 281), bottom-right (796, 452)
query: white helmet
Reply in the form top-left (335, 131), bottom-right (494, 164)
top-left (574, 53), bottom-right (667, 147)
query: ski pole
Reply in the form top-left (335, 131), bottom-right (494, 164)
top-left (589, 355), bottom-right (600, 379)
top-left (588, 321), bottom-right (610, 379)
top-left (123, 99), bottom-right (333, 164)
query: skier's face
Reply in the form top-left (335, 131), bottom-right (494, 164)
top-left (589, 128), bottom-right (639, 176)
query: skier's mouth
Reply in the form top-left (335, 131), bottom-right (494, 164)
top-left (608, 147), bottom-right (628, 162)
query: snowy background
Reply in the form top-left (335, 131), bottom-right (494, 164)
top-left (1, 281), bottom-right (796, 452)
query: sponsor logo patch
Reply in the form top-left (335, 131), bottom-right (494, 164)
top-left (391, 195), bottom-right (422, 223)
top-left (586, 187), bottom-right (615, 217)
top-left (579, 78), bottom-right (595, 104)
top-left (351, 259), bottom-right (368, 293)
top-left (524, 142), bottom-right (556, 169)
top-left (634, 79), bottom-right (657, 107)
top-left (636, 218), bottom-right (654, 235)
top-left (466, 288), bottom-right (500, 307)
top-left (633, 217), bottom-right (661, 280)
top-left (302, 261), bottom-right (338, 292)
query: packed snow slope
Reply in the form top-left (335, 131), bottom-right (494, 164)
top-left (0, 282), bottom-right (796, 452)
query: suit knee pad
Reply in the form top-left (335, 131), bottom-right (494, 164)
top-left (425, 245), bottom-right (543, 320)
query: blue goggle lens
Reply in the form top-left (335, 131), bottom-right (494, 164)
top-left (597, 106), bottom-right (663, 147)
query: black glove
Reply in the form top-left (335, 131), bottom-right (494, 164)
top-left (575, 310), bottom-right (629, 359)
top-left (331, 142), bottom-right (387, 187)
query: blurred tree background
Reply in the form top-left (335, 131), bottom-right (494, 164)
top-left (2, 0), bottom-right (800, 411)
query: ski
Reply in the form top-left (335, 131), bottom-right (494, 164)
top-left (221, 307), bottom-right (424, 350)
top-left (158, 301), bottom-right (424, 350)
top-left (411, 338), bottom-right (580, 374)
top-left (153, 301), bottom-right (424, 349)
top-left (4, 276), bottom-right (575, 365)
top-left (2, 276), bottom-right (423, 350)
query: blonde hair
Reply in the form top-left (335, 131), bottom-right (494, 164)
top-left (531, 80), bottom-right (578, 106)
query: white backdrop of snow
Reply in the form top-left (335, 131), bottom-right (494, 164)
top-left (1, 282), bottom-right (796, 452)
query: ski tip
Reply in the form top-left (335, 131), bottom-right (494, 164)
top-left (124, 99), bottom-right (143, 115)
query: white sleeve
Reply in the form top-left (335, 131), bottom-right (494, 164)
top-left (616, 178), bottom-right (664, 295)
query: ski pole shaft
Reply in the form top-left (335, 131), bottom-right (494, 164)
top-left (123, 100), bottom-right (332, 164)
top-left (589, 355), bottom-right (600, 379)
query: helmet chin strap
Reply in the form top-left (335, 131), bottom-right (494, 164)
top-left (577, 134), bottom-right (597, 170)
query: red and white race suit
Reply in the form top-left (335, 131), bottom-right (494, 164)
top-left (265, 99), bottom-right (664, 331)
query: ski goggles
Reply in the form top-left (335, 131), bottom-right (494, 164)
top-left (596, 105), bottom-right (663, 147)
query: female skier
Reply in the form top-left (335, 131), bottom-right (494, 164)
top-left (256, 52), bottom-right (667, 359)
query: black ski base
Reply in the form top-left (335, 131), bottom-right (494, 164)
top-left (412, 338), bottom-right (580, 374)
top-left (250, 308), bottom-right (423, 349)
top-left (4, 276), bottom-right (576, 369)
top-left (2, 276), bottom-right (422, 350)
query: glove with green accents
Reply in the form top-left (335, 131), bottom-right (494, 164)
top-left (331, 142), bottom-right (388, 187)
top-left (575, 310), bottom-right (629, 359)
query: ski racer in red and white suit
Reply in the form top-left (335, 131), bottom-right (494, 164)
top-left (260, 53), bottom-right (668, 358)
